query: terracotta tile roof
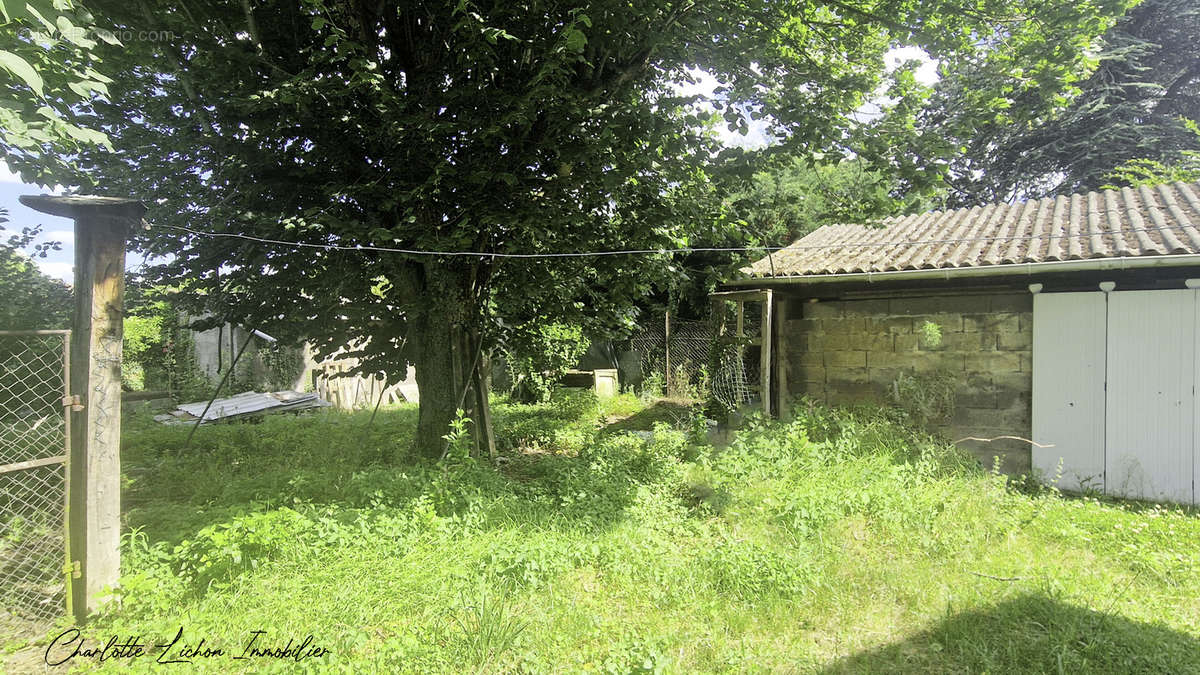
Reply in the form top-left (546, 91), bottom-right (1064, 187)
top-left (742, 181), bottom-right (1200, 278)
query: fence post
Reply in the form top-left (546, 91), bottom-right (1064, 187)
top-left (664, 310), bottom-right (670, 396)
top-left (20, 195), bottom-right (143, 622)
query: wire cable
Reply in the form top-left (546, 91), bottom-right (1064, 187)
top-left (153, 219), bottom-right (1200, 259)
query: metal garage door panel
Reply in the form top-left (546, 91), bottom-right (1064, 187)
top-left (1106, 290), bottom-right (1195, 504)
top-left (1032, 292), bottom-right (1107, 492)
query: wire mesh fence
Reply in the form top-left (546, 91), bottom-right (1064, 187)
top-left (624, 312), bottom-right (760, 412)
top-left (710, 299), bottom-right (764, 412)
top-left (0, 331), bottom-right (69, 638)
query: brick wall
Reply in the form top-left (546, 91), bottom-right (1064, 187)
top-left (783, 293), bottom-right (1033, 473)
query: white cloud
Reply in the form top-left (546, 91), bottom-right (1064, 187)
top-left (42, 229), bottom-right (74, 244)
top-left (885, 46), bottom-right (939, 86)
top-left (0, 162), bottom-right (22, 184)
top-left (36, 261), bottom-right (73, 283)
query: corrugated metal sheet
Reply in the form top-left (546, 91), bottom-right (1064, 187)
top-left (1032, 292), bottom-right (1107, 493)
top-left (1105, 290), bottom-right (1195, 504)
top-left (742, 181), bottom-right (1200, 278)
top-left (161, 391), bottom-right (330, 424)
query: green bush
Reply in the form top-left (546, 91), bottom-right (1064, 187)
top-left (504, 322), bottom-right (590, 403)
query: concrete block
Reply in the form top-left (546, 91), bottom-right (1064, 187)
top-left (804, 301), bottom-right (844, 319)
top-left (912, 313), bottom-right (965, 333)
top-left (790, 364), bottom-right (826, 385)
top-left (871, 350), bottom-right (964, 371)
top-left (889, 295), bottom-right (988, 316)
top-left (996, 331), bottom-right (1032, 351)
top-left (989, 294), bottom-right (1032, 313)
top-left (797, 352), bottom-right (824, 367)
top-left (823, 317), bottom-right (868, 334)
top-left (993, 371), bottom-right (1032, 393)
top-left (965, 352), bottom-right (1022, 374)
top-left (1019, 353), bottom-right (1031, 372)
top-left (786, 318), bottom-right (820, 333)
top-left (866, 316), bottom-right (913, 334)
top-left (994, 388), bottom-right (1030, 410)
top-left (845, 332), bottom-right (895, 351)
top-left (826, 350), bottom-right (867, 368)
top-left (826, 366), bottom-right (869, 385)
top-left (846, 298), bottom-right (889, 316)
top-left (826, 384), bottom-right (878, 405)
top-left (964, 313), bottom-right (1022, 334)
top-left (868, 367), bottom-right (904, 387)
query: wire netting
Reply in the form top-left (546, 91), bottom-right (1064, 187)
top-left (0, 332), bottom-right (68, 638)
top-left (625, 313), bottom-right (760, 411)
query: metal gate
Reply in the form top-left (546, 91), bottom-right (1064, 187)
top-left (0, 330), bottom-right (71, 638)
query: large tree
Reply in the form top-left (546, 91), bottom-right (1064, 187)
top-left (72, 0), bottom-right (1128, 456)
top-left (862, 0), bottom-right (1199, 205)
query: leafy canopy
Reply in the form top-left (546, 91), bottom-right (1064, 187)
top-left (859, 0), bottom-right (1195, 205)
top-left (71, 0), bottom-right (1131, 451)
top-left (0, 0), bottom-right (114, 185)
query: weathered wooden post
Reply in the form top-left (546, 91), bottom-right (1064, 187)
top-left (19, 195), bottom-right (142, 622)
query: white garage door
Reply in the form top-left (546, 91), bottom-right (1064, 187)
top-left (1031, 292), bottom-right (1106, 492)
top-left (1032, 290), bottom-right (1198, 505)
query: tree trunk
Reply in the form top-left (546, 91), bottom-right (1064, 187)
top-left (412, 306), bottom-right (461, 459)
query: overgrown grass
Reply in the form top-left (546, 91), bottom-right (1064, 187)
top-left (6, 393), bottom-right (1199, 673)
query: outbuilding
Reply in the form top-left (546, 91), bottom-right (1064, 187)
top-left (722, 181), bottom-right (1200, 505)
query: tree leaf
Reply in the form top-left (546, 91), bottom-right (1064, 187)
top-left (0, 50), bottom-right (44, 97)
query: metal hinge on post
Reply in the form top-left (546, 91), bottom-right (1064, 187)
top-left (62, 394), bottom-right (84, 412)
top-left (64, 560), bottom-right (81, 579)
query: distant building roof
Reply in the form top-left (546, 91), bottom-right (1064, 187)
top-left (741, 181), bottom-right (1200, 279)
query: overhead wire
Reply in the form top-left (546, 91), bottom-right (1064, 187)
top-left (153, 219), bottom-right (1200, 259)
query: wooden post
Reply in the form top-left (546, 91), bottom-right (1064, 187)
top-left (663, 310), bottom-right (671, 396)
top-left (760, 289), bottom-right (773, 417)
top-left (20, 195), bottom-right (143, 622)
top-left (775, 294), bottom-right (789, 420)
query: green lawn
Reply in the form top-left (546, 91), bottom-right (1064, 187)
top-left (4, 392), bottom-right (1198, 673)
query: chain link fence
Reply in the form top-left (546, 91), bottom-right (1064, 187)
top-left (0, 331), bottom-right (70, 639)
top-left (624, 312), bottom-right (760, 411)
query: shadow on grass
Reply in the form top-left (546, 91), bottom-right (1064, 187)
top-left (601, 399), bottom-right (698, 434)
top-left (120, 399), bottom-right (662, 549)
top-left (820, 594), bottom-right (1200, 674)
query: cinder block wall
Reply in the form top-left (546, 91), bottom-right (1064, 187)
top-left (784, 293), bottom-right (1033, 473)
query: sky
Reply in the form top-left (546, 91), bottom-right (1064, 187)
top-left (0, 48), bottom-right (937, 285)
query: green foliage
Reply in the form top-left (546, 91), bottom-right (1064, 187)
top-left (505, 322), bottom-right (590, 403)
top-left (0, 0), bottom-right (113, 185)
top-left (0, 246), bottom-right (70, 330)
top-left (890, 369), bottom-right (958, 428)
top-left (727, 157), bottom-right (933, 244)
top-left (0, 208), bottom-right (71, 330)
top-left (864, 0), bottom-right (1197, 204)
top-left (43, 397), bottom-right (1200, 673)
top-left (68, 0), bottom-right (1128, 453)
top-left (121, 313), bottom-right (162, 390)
top-left (917, 319), bottom-right (943, 348)
top-left (1103, 120), bottom-right (1200, 188)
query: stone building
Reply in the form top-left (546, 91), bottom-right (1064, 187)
top-left (721, 181), bottom-right (1200, 506)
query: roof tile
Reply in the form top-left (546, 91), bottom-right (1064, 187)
top-left (743, 181), bottom-right (1200, 278)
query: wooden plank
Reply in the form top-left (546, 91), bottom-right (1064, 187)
top-left (0, 454), bottom-right (67, 475)
top-left (710, 289), bottom-right (773, 302)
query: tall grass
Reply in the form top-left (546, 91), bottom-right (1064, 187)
top-left (6, 392), bottom-right (1198, 673)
